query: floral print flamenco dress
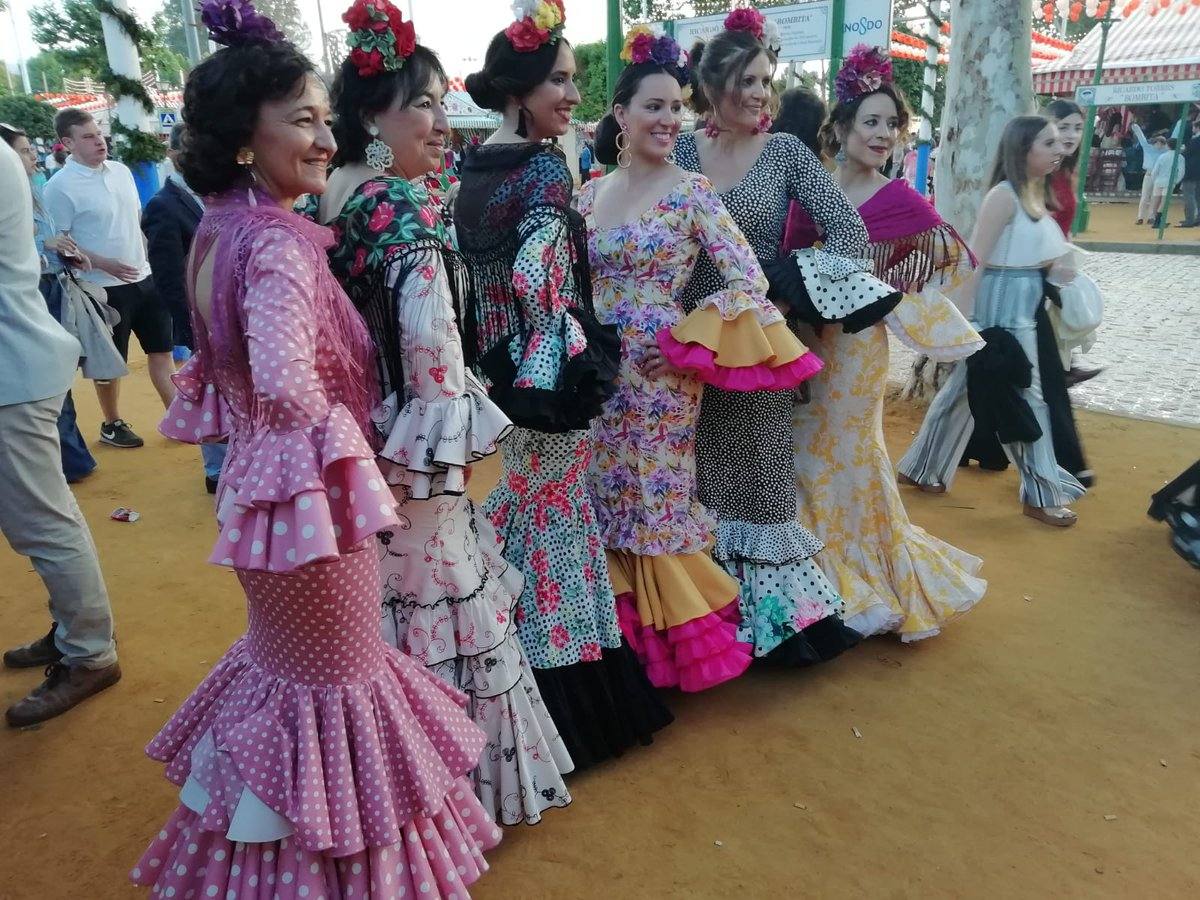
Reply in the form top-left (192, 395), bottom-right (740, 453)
top-left (135, 188), bottom-right (501, 899)
top-left (577, 173), bottom-right (822, 691)
top-left (455, 142), bottom-right (673, 768)
top-left (676, 131), bottom-right (886, 663)
top-left (784, 178), bottom-right (987, 641)
top-left (320, 170), bottom-right (573, 825)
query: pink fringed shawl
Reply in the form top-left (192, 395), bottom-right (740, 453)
top-left (783, 178), bottom-right (976, 293)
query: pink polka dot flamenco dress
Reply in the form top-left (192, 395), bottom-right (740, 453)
top-left (133, 188), bottom-right (501, 899)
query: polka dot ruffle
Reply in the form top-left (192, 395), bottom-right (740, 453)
top-left (160, 356), bottom-right (232, 444)
top-left (208, 404), bottom-right (400, 573)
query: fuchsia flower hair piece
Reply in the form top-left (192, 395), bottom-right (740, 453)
top-left (834, 43), bottom-right (894, 105)
top-left (723, 6), bottom-right (765, 41)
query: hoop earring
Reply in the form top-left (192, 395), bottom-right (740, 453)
top-left (616, 129), bottom-right (632, 169)
top-left (516, 107), bottom-right (530, 139)
top-left (365, 125), bottom-right (395, 172)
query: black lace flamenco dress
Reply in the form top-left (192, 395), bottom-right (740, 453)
top-left (453, 141), bottom-right (672, 768)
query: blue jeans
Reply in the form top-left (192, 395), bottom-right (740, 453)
top-left (201, 441), bottom-right (228, 480)
top-left (40, 275), bottom-right (96, 482)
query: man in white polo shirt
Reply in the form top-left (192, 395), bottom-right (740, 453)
top-left (43, 108), bottom-right (175, 449)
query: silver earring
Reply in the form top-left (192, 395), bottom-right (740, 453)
top-left (365, 125), bottom-right (395, 172)
top-left (835, 147), bottom-right (847, 164)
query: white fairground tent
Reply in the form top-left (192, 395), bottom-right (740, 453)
top-left (1033, 5), bottom-right (1200, 95)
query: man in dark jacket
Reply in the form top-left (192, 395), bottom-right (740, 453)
top-left (142, 123), bottom-right (226, 493)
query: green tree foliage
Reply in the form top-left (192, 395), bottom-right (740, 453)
top-left (152, 0), bottom-right (189, 60)
top-left (30, 0), bottom-right (186, 84)
top-left (0, 94), bottom-right (58, 139)
top-left (27, 49), bottom-right (90, 93)
top-left (255, 0), bottom-right (311, 52)
top-left (573, 40), bottom-right (609, 124)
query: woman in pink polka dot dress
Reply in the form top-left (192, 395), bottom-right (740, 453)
top-left (133, 7), bottom-right (501, 897)
top-left (310, 7), bottom-right (573, 826)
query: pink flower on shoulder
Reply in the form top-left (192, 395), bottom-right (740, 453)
top-left (368, 201), bottom-right (396, 232)
top-left (361, 180), bottom-right (387, 198)
top-left (549, 623), bottom-right (570, 649)
top-left (418, 205), bottom-right (439, 228)
top-left (506, 471), bottom-right (529, 495)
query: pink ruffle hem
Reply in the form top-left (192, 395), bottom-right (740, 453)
top-left (656, 328), bottom-right (824, 391)
top-left (616, 594), bottom-right (752, 692)
top-left (132, 792), bottom-right (500, 899)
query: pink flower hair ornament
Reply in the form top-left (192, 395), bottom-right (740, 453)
top-left (834, 43), bottom-right (894, 105)
top-left (723, 5), bottom-right (782, 53)
top-left (505, 0), bottom-right (566, 53)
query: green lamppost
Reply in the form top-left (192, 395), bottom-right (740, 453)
top-left (1072, 4), bottom-right (1116, 234)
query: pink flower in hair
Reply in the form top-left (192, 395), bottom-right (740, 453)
top-left (724, 7), bottom-right (765, 41)
top-left (834, 44), bottom-right (894, 105)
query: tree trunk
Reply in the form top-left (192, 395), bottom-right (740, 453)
top-left (934, 0), bottom-right (1035, 237)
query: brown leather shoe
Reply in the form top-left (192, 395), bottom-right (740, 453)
top-left (3, 623), bottom-right (63, 669)
top-left (6, 661), bottom-right (121, 727)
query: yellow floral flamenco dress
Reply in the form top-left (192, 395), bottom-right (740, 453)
top-left (783, 179), bottom-right (987, 641)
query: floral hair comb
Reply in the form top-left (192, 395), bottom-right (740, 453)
top-left (505, 0), bottom-right (566, 53)
top-left (834, 44), bottom-right (893, 105)
top-left (723, 5), bottom-right (782, 54)
top-left (199, 0), bottom-right (285, 47)
top-left (620, 25), bottom-right (689, 80)
top-left (342, 0), bottom-right (417, 77)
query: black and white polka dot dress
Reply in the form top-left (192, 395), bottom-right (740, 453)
top-left (675, 131), bottom-right (866, 663)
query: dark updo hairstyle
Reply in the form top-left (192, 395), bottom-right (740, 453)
top-left (771, 87), bottom-right (826, 159)
top-left (594, 61), bottom-right (688, 166)
top-left (0, 121), bottom-right (26, 148)
top-left (178, 40), bottom-right (316, 195)
top-left (1045, 98), bottom-right (1084, 173)
top-left (687, 28), bottom-right (776, 120)
top-left (332, 45), bottom-right (447, 164)
top-left (819, 82), bottom-right (911, 161)
top-left (465, 30), bottom-right (570, 136)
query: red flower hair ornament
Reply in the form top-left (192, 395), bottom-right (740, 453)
top-left (342, 0), bottom-right (416, 77)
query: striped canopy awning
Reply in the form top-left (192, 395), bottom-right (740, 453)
top-left (1034, 7), bottom-right (1200, 96)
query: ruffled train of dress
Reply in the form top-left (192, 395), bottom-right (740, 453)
top-left (715, 521), bottom-right (862, 665)
top-left (607, 550), bottom-right (751, 692)
top-left (132, 553), bottom-right (503, 899)
top-left (378, 493), bottom-right (574, 825)
top-left (484, 428), bottom-right (673, 769)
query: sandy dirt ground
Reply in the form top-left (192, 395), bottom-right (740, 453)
top-left (1, 353), bottom-right (1198, 900)
top-left (1080, 199), bottom-right (1200, 248)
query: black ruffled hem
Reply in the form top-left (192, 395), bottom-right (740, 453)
top-left (531, 642), bottom-right (674, 771)
top-left (480, 307), bottom-right (621, 433)
top-left (763, 256), bottom-right (902, 335)
top-left (758, 615), bottom-right (862, 667)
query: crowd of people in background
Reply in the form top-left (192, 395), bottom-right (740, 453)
top-left (0, 0), bottom-right (1191, 897)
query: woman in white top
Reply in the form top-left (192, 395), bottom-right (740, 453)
top-left (897, 115), bottom-right (1087, 527)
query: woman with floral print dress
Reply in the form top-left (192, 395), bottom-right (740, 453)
top-left (783, 47), bottom-right (987, 641)
top-left (578, 30), bottom-right (823, 691)
top-left (453, 9), bottom-right (672, 768)
top-left (313, 2), bottom-right (574, 825)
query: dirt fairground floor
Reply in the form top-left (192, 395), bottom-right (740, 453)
top-left (1, 353), bottom-right (1198, 899)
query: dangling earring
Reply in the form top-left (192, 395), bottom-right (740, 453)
top-left (365, 125), bottom-right (395, 172)
top-left (835, 146), bottom-right (847, 164)
top-left (616, 128), bottom-right (632, 169)
top-left (753, 112), bottom-right (774, 135)
top-left (703, 119), bottom-right (722, 139)
top-left (666, 143), bottom-right (677, 166)
top-left (236, 147), bottom-right (255, 167)
top-left (516, 107), bottom-right (529, 140)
